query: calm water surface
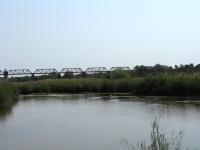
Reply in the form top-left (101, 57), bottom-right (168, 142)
top-left (0, 94), bottom-right (200, 150)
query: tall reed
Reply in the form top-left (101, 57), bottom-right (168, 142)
top-left (16, 74), bottom-right (200, 96)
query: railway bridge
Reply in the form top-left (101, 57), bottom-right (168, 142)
top-left (0, 67), bottom-right (132, 79)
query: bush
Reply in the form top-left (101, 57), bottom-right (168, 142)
top-left (110, 70), bottom-right (130, 79)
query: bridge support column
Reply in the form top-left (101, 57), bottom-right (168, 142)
top-left (57, 73), bottom-right (61, 79)
top-left (81, 72), bottom-right (86, 78)
top-left (3, 69), bottom-right (8, 80)
top-left (31, 73), bottom-right (35, 80)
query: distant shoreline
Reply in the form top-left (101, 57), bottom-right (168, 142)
top-left (2, 70), bottom-right (200, 106)
top-left (15, 74), bottom-right (200, 96)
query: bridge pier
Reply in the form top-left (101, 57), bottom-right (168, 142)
top-left (3, 69), bottom-right (8, 80)
top-left (31, 73), bottom-right (35, 79)
top-left (57, 73), bottom-right (61, 79)
top-left (81, 72), bottom-right (86, 78)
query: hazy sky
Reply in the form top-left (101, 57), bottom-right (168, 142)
top-left (0, 0), bottom-right (200, 70)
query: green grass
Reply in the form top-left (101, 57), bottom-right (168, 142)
top-left (15, 74), bottom-right (200, 96)
top-left (0, 81), bottom-right (19, 105)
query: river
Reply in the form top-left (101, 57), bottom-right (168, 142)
top-left (0, 94), bottom-right (200, 150)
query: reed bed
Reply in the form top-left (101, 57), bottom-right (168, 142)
top-left (16, 74), bottom-right (200, 96)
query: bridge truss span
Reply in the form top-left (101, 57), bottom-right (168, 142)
top-left (8, 69), bottom-right (32, 75)
top-left (0, 66), bottom-right (135, 78)
top-left (60, 68), bottom-right (84, 74)
top-left (0, 70), bottom-right (3, 75)
top-left (34, 68), bottom-right (58, 75)
top-left (110, 66), bottom-right (131, 71)
top-left (85, 67), bottom-right (108, 74)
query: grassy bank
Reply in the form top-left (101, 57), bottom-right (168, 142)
top-left (16, 74), bottom-right (200, 96)
top-left (0, 81), bottom-right (19, 105)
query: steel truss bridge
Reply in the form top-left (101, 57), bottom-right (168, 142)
top-left (0, 67), bottom-right (132, 78)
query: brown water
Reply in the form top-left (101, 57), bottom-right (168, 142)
top-left (0, 94), bottom-right (200, 150)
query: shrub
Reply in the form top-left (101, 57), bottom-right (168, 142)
top-left (110, 70), bottom-right (130, 79)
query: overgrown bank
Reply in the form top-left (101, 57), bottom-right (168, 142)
top-left (0, 81), bottom-right (18, 105)
top-left (16, 74), bottom-right (200, 96)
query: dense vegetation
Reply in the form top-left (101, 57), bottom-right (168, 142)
top-left (0, 81), bottom-right (18, 105)
top-left (2, 63), bottom-right (200, 97)
top-left (15, 73), bottom-right (200, 96)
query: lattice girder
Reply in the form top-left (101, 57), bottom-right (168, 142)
top-left (34, 68), bottom-right (58, 74)
top-left (60, 68), bottom-right (83, 73)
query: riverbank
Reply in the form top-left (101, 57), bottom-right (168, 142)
top-left (0, 81), bottom-right (18, 105)
top-left (1, 73), bottom-right (200, 106)
top-left (16, 74), bottom-right (200, 96)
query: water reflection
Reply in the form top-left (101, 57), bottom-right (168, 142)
top-left (0, 101), bottom-right (18, 123)
top-left (2, 94), bottom-right (200, 122)
top-left (2, 94), bottom-right (200, 123)
top-left (0, 94), bottom-right (200, 150)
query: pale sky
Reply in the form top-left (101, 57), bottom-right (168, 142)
top-left (0, 0), bottom-right (200, 70)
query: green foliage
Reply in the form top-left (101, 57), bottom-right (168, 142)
top-left (0, 81), bottom-right (19, 105)
top-left (15, 74), bottom-right (200, 96)
top-left (121, 117), bottom-right (184, 150)
top-left (63, 72), bottom-right (74, 78)
top-left (114, 79), bottom-right (131, 92)
top-left (110, 70), bottom-right (130, 79)
top-left (100, 79), bottom-right (114, 92)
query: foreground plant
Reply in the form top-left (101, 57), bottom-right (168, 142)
top-left (121, 117), bottom-right (184, 150)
